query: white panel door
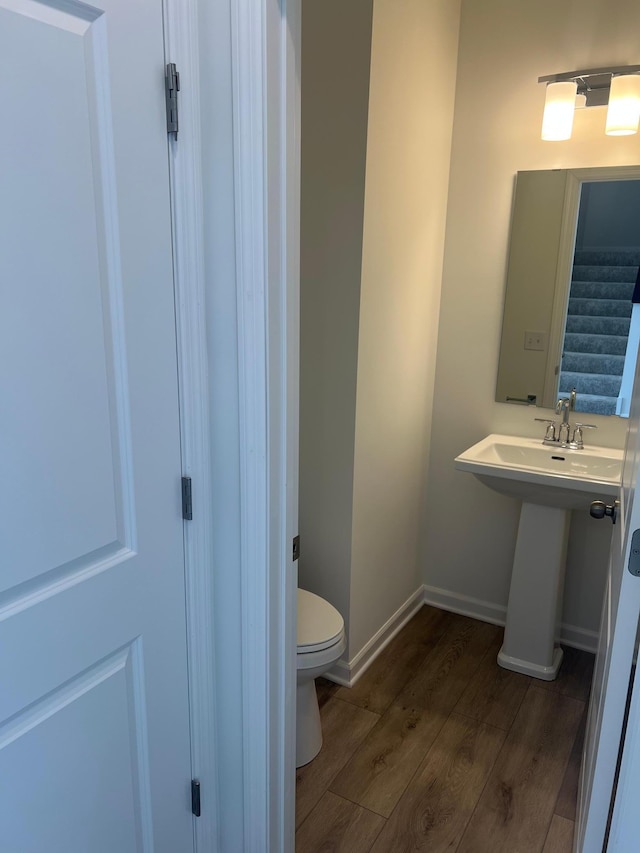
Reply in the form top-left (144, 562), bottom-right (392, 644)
top-left (0, 2), bottom-right (194, 851)
top-left (576, 361), bottom-right (640, 852)
top-left (607, 619), bottom-right (640, 846)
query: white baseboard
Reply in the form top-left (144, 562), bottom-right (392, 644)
top-left (424, 584), bottom-right (598, 654)
top-left (326, 584), bottom-right (599, 689)
top-left (323, 659), bottom-right (351, 688)
top-left (423, 584), bottom-right (507, 626)
top-left (559, 623), bottom-right (599, 653)
top-left (325, 586), bottom-right (426, 688)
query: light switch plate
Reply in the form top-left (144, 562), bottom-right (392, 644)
top-left (524, 330), bottom-right (546, 351)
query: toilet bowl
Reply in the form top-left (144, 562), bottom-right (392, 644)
top-left (296, 588), bottom-right (346, 768)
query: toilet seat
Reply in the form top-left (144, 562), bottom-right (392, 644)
top-left (297, 588), bottom-right (344, 654)
top-left (295, 588), bottom-right (346, 766)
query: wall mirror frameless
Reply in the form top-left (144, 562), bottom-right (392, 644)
top-left (496, 165), bottom-right (640, 417)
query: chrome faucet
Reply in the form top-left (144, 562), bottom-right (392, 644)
top-left (556, 391), bottom-right (575, 444)
top-left (556, 394), bottom-right (572, 423)
top-left (535, 389), bottom-right (597, 449)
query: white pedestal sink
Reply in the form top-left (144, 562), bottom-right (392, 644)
top-left (455, 434), bottom-right (622, 680)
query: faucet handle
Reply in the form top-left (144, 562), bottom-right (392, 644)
top-left (572, 423), bottom-right (596, 449)
top-left (534, 417), bottom-right (557, 443)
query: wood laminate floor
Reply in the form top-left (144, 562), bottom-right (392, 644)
top-left (295, 606), bottom-right (593, 853)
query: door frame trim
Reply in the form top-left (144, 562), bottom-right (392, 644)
top-left (229, 1), bottom-right (299, 849)
top-left (163, 0), bottom-right (299, 849)
top-left (163, 1), bottom-right (219, 849)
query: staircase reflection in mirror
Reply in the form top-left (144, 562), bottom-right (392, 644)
top-left (559, 249), bottom-right (640, 416)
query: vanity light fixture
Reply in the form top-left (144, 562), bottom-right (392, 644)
top-left (539, 65), bottom-right (640, 140)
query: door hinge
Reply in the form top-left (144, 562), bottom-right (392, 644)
top-left (191, 779), bottom-right (201, 817)
top-left (165, 62), bottom-right (180, 139)
top-left (293, 535), bottom-right (300, 562)
top-left (182, 476), bottom-right (193, 521)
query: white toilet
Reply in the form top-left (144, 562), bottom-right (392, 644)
top-left (296, 588), bottom-right (346, 767)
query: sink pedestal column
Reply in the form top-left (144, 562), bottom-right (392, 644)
top-left (497, 501), bottom-right (571, 680)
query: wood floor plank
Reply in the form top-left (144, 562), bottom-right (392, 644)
top-left (454, 635), bottom-right (530, 730)
top-left (296, 697), bottom-right (380, 828)
top-left (456, 686), bottom-right (585, 853)
top-left (315, 677), bottom-right (340, 710)
top-left (336, 605), bottom-right (453, 715)
top-left (542, 815), bottom-right (574, 853)
top-left (296, 791), bottom-right (385, 853)
top-left (538, 647), bottom-right (594, 703)
top-left (555, 706), bottom-right (587, 821)
top-left (370, 713), bottom-right (506, 852)
top-left (330, 616), bottom-right (499, 817)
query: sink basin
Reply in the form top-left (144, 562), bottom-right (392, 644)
top-left (455, 433), bottom-right (622, 509)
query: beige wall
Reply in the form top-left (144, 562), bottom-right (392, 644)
top-left (299, 0), bottom-right (374, 637)
top-left (350, 0), bottom-right (461, 655)
top-left (422, 0), bottom-right (640, 641)
top-left (300, 0), bottom-right (461, 661)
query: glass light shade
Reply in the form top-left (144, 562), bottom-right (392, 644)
top-left (541, 81), bottom-right (577, 141)
top-left (575, 92), bottom-right (587, 109)
top-left (606, 74), bottom-right (640, 136)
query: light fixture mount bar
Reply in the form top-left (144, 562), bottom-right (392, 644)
top-left (539, 66), bottom-right (640, 108)
top-left (538, 65), bottom-right (640, 84)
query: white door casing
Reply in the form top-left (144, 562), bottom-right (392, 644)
top-left (229, 0), bottom-right (300, 849)
top-left (0, 1), bottom-right (194, 850)
top-left (577, 353), bottom-right (640, 852)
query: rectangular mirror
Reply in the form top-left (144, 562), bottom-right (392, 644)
top-left (496, 166), bottom-right (640, 417)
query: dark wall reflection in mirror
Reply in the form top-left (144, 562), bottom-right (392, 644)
top-left (496, 166), bottom-right (640, 417)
